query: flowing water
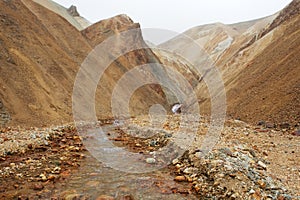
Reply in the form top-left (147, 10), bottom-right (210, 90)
top-left (56, 153), bottom-right (197, 199)
top-left (55, 123), bottom-right (198, 199)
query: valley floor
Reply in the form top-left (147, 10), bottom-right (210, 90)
top-left (0, 116), bottom-right (299, 199)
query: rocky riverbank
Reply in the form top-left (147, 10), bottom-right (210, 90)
top-left (0, 116), bottom-right (299, 199)
top-left (0, 125), bottom-right (86, 199)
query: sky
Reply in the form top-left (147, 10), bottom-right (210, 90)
top-left (52, 0), bottom-right (292, 43)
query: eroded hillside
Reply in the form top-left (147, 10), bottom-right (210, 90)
top-left (0, 0), bottom-right (169, 127)
top-left (156, 0), bottom-right (299, 127)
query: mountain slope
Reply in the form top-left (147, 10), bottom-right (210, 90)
top-left (0, 0), bottom-right (169, 127)
top-left (226, 10), bottom-right (300, 125)
top-left (156, 0), bottom-right (299, 126)
top-left (0, 0), bottom-right (86, 127)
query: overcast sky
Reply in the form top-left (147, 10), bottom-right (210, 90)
top-left (52, 0), bottom-right (291, 31)
top-left (52, 0), bottom-right (292, 43)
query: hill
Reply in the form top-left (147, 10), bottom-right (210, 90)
top-left (156, 0), bottom-right (299, 127)
top-left (0, 0), bottom-right (168, 127)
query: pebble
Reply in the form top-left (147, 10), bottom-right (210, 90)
top-left (249, 189), bottom-right (255, 194)
top-left (292, 130), bottom-right (300, 136)
top-left (0, 117), bottom-right (298, 199)
top-left (224, 164), bottom-right (233, 171)
top-left (221, 147), bottom-right (233, 156)
top-left (257, 161), bottom-right (267, 169)
top-left (257, 180), bottom-right (267, 189)
top-left (96, 195), bottom-right (115, 200)
top-left (10, 163), bottom-right (16, 168)
top-left (218, 173), bottom-right (225, 178)
top-left (172, 158), bottom-right (180, 165)
top-left (146, 158), bottom-right (156, 164)
top-left (17, 195), bottom-right (29, 200)
top-left (231, 193), bottom-right (240, 199)
top-left (174, 176), bottom-right (186, 182)
top-left (65, 194), bottom-right (81, 200)
top-left (47, 175), bottom-right (56, 181)
top-left (183, 167), bottom-right (198, 174)
top-left (86, 180), bottom-right (100, 187)
top-left (52, 166), bottom-right (61, 174)
top-left (120, 194), bottom-right (134, 200)
top-left (33, 183), bottom-right (44, 191)
top-left (175, 164), bottom-right (181, 168)
top-left (195, 152), bottom-right (202, 158)
top-left (252, 190), bottom-right (261, 200)
top-left (149, 140), bottom-right (158, 147)
top-left (40, 174), bottom-right (47, 181)
top-left (135, 143), bottom-right (142, 147)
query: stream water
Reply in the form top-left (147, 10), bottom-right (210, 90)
top-left (55, 123), bottom-right (198, 199)
top-left (56, 153), bottom-right (197, 199)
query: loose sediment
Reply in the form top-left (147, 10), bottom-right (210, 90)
top-left (0, 116), bottom-right (299, 199)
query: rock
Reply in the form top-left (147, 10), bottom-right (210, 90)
top-left (47, 175), bottom-right (56, 181)
top-left (96, 195), bottom-right (115, 200)
top-left (164, 133), bottom-right (172, 138)
top-left (194, 152), bottom-right (203, 158)
top-left (17, 195), bottom-right (29, 200)
top-left (120, 194), bottom-right (134, 200)
top-left (146, 158), bottom-right (156, 164)
top-left (149, 140), bottom-right (158, 147)
top-left (232, 152), bottom-right (239, 157)
top-left (258, 129), bottom-right (269, 132)
top-left (183, 167), bottom-right (198, 174)
top-left (186, 176), bottom-right (193, 182)
top-left (171, 103), bottom-right (182, 114)
top-left (280, 123), bottom-right (290, 129)
top-left (175, 164), bottom-right (181, 169)
top-left (10, 162), bottom-right (16, 168)
top-left (257, 161), bottom-right (267, 170)
top-left (257, 180), bottom-right (267, 189)
top-left (65, 194), bottom-right (81, 200)
top-left (174, 176), bottom-right (186, 182)
top-left (67, 5), bottom-right (80, 17)
top-left (257, 120), bottom-right (265, 126)
top-left (40, 174), bottom-right (47, 181)
top-left (52, 166), bottom-right (61, 174)
top-left (220, 147), bottom-right (233, 157)
top-left (218, 173), bottom-right (225, 178)
top-left (33, 183), bottom-right (44, 191)
top-left (224, 164), bottom-right (233, 171)
top-left (44, 140), bottom-right (49, 146)
top-left (213, 181), bottom-right (220, 186)
top-left (249, 189), bottom-right (255, 194)
top-left (194, 184), bottom-right (201, 192)
top-left (292, 130), bottom-right (300, 136)
top-left (172, 158), bottom-right (180, 165)
top-left (27, 144), bottom-right (33, 149)
top-left (135, 143), bottom-right (142, 147)
top-left (30, 133), bottom-right (36, 139)
top-left (248, 149), bottom-right (256, 157)
top-left (230, 193), bottom-right (240, 199)
top-left (252, 190), bottom-right (261, 200)
top-left (265, 122), bottom-right (275, 129)
top-left (86, 180), bottom-right (100, 187)
top-left (262, 151), bottom-right (268, 156)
